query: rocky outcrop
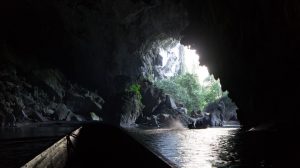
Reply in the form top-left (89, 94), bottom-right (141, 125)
top-left (188, 96), bottom-right (238, 129)
top-left (0, 64), bottom-right (104, 127)
top-left (135, 79), bottom-right (239, 129)
top-left (136, 80), bottom-right (193, 128)
top-left (139, 80), bottom-right (164, 116)
top-left (203, 96), bottom-right (238, 127)
top-left (188, 114), bottom-right (210, 129)
top-left (120, 94), bottom-right (144, 127)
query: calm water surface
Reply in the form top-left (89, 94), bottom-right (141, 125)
top-left (128, 127), bottom-right (240, 168)
top-left (0, 123), bottom-right (78, 168)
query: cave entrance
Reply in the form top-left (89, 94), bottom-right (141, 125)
top-left (149, 39), bottom-right (239, 127)
top-left (133, 38), bottom-right (240, 167)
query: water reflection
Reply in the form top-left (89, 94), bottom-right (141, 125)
top-left (128, 128), bottom-right (239, 168)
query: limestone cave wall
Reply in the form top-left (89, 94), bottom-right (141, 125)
top-left (0, 0), bottom-right (187, 126)
top-left (1, 0), bottom-right (299, 128)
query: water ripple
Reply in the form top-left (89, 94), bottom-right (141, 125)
top-left (127, 128), bottom-right (239, 168)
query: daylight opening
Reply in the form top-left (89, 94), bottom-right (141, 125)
top-left (151, 40), bottom-right (239, 128)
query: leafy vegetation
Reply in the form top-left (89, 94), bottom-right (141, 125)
top-left (126, 83), bottom-right (142, 100)
top-left (155, 73), bottom-right (226, 113)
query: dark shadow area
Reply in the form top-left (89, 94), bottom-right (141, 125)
top-left (181, 0), bottom-right (300, 128)
top-left (0, 136), bottom-right (60, 168)
top-left (0, 122), bottom-right (79, 168)
top-left (66, 123), bottom-right (171, 168)
top-left (216, 128), bottom-right (300, 168)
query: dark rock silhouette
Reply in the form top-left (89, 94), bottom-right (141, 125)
top-left (0, 63), bottom-right (104, 126)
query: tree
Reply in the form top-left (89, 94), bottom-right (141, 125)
top-left (154, 73), bottom-right (224, 114)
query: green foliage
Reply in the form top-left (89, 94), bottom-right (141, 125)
top-left (199, 75), bottom-right (223, 109)
top-left (126, 83), bottom-right (142, 99)
top-left (155, 73), bottom-right (224, 113)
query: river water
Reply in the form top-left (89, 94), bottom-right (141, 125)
top-left (1, 123), bottom-right (298, 168)
top-left (0, 122), bottom-right (79, 168)
top-left (127, 126), bottom-right (299, 168)
top-left (128, 127), bottom-right (240, 168)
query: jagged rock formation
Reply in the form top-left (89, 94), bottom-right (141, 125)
top-left (136, 80), bottom-right (193, 128)
top-left (188, 96), bottom-right (238, 128)
top-left (203, 96), bottom-right (238, 126)
top-left (120, 94), bottom-right (144, 127)
top-left (144, 38), bottom-right (185, 80)
top-left (0, 63), bottom-right (104, 126)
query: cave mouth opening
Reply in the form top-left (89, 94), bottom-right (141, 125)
top-left (149, 39), bottom-right (239, 127)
